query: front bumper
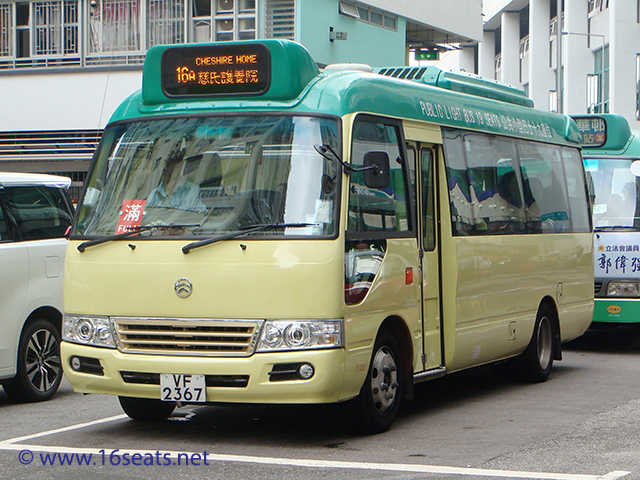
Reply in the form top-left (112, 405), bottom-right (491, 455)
top-left (61, 342), bottom-right (348, 404)
top-left (593, 298), bottom-right (640, 324)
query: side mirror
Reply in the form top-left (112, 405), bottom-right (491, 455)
top-left (363, 151), bottom-right (390, 189)
top-left (83, 187), bottom-right (101, 209)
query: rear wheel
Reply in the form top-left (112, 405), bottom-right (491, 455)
top-left (517, 305), bottom-right (555, 383)
top-left (119, 396), bottom-right (176, 421)
top-left (3, 319), bottom-right (62, 403)
top-left (351, 330), bottom-right (403, 434)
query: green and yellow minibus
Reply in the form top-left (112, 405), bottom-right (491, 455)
top-left (61, 40), bottom-right (593, 433)
top-left (572, 114), bottom-right (640, 325)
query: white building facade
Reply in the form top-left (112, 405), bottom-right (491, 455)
top-left (480, 0), bottom-right (640, 129)
top-left (4, 0), bottom-right (640, 187)
top-left (0, 0), bottom-right (481, 190)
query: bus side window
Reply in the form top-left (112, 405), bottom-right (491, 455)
top-left (517, 141), bottom-right (571, 233)
top-left (421, 148), bottom-right (436, 250)
top-left (443, 129), bottom-right (526, 235)
top-left (561, 147), bottom-right (592, 233)
top-left (347, 118), bottom-right (410, 234)
top-left (345, 117), bottom-right (411, 305)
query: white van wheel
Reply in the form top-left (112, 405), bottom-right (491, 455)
top-left (3, 319), bottom-right (62, 402)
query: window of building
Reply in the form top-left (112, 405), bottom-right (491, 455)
top-left (192, 0), bottom-right (211, 42)
top-left (0, 0), bottom-right (78, 58)
top-left (213, 0), bottom-right (255, 41)
top-left (589, 0), bottom-right (608, 18)
top-left (549, 17), bottom-right (557, 69)
top-left (338, 1), bottom-right (397, 31)
top-left (33, 0), bottom-right (78, 55)
top-left (16, 2), bottom-right (30, 57)
top-left (148, 0), bottom-right (184, 47)
top-left (587, 74), bottom-right (599, 114)
top-left (338, 1), bottom-right (358, 19)
top-left (519, 36), bottom-right (529, 85)
top-left (0, 4), bottom-right (11, 56)
top-left (89, 0), bottom-right (141, 54)
top-left (593, 46), bottom-right (610, 113)
top-left (637, 54), bottom-right (640, 119)
top-left (265, 0), bottom-right (295, 40)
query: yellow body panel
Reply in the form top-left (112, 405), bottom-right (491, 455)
top-left (403, 121), bottom-right (443, 144)
top-left (341, 238), bottom-right (422, 398)
top-left (64, 239), bottom-right (344, 319)
top-left (442, 234), bottom-right (593, 372)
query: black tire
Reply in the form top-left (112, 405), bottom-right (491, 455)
top-left (516, 305), bottom-right (556, 383)
top-left (119, 396), bottom-right (176, 421)
top-left (351, 330), bottom-right (403, 434)
top-left (2, 319), bottom-right (62, 403)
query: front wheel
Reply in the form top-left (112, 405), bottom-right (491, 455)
top-left (2, 319), bottom-right (62, 403)
top-left (351, 330), bottom-right (403, 434)
top-left (119, 396), bottom-right (176, 421)
top-left (516, 305), bottom-right (556, 383)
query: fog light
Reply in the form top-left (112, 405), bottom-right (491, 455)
top-left (68, 356), bottom-right (104, 376)
top-left (70, 356), bottom-right (82, 371)
top-left (298, 363), bottom-right (314, 379)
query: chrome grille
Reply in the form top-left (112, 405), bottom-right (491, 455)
top-left (113, 318), bottom-right (263, 357)
top-left (594, 282), bottom-right (603, 295)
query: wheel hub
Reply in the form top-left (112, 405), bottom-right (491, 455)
top-left (370, 346), bottom-right (398, 415)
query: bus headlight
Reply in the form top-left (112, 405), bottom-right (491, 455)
top-left (607, 281), bottom-right (640, 297)
top-left (63, 315), bottom-right (116, 348)
top-left (256, 320), bottom-right (343, 352)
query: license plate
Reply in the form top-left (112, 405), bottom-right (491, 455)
top-left (160, 374), bottom-right (206, 403)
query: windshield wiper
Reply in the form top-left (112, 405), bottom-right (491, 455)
top-left (594, 225), bottom-right (640, 232)
top-left (182, 223), bottom-right (315, 254)
top-left (77, 224), bottom-right (200, 252)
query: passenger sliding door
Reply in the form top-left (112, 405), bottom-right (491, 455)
top-left (407, 142), bottom-right (442, 372)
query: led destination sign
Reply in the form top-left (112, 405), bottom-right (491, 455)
top-left (573, 116), bottom-right (607, 147)
top-left (161, 44), bottom-right (271, 97)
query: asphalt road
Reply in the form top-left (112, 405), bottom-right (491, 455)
top-left (2, 326), bottom-right (640, 480)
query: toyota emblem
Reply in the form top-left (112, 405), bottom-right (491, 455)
top-left (174, 277), bottom-right (193, 298)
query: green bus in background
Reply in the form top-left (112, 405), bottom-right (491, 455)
top-left (573, 114), bottom-right (640, 325)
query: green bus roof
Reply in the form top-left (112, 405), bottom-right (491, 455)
top-left (108, 39), bottom-right (580, 146)
top-left (377, 65), bottom-right (534, 108)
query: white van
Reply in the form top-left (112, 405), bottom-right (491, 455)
top-left (0, 173), bottom-right (74, 402)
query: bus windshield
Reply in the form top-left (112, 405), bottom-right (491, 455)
top-left (74, 115), bottom-right (340, 238)
top-left (585, 157), bottom-right (640, 229)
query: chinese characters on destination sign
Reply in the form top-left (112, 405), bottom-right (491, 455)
top-left (573, 116), bottom-right (606, 146)
top-left (176, 54), bottom-right (260, 88)
top-left (162, 44), bottom-right (270, 97)
top-left (597, 243), bottom-right (640, 276)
